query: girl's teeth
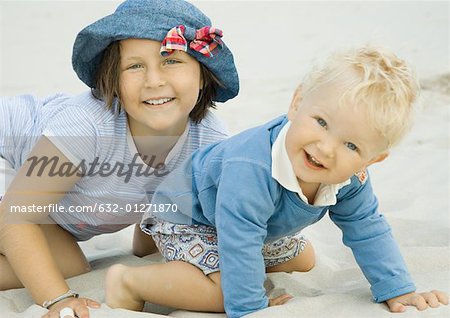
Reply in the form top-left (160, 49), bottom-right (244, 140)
top-left (144, 98), bottom-right (173, 105)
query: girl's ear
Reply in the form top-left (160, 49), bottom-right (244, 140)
top-left (287, 85), bottom-right (303, 121)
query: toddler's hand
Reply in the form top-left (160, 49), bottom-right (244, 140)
top-left (386, 290), bottom-right (449, 312)
top-left (269, 294), bottom-right (293, 307)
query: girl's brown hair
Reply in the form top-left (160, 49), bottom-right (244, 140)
top-left (92, 41), bottom-right (222, 124)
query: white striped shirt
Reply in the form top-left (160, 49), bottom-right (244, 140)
top-left (0, 91), bottom-right (228, 240)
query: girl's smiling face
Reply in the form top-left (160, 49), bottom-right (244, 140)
top-left (119, 38), bottom-right (202, 137)
top-left (285, 79), bottom-right (388, 188)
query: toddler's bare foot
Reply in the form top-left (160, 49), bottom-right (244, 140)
top-left (105, 264), bottom-right (144, 311)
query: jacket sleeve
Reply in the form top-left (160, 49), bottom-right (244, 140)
top-left (214, 160), bottom-right (275, 318)
top-left (329, 173), bottom-right (416, 302)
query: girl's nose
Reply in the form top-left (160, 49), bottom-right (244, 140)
top-left (145, 68), bottom-right (166, 88)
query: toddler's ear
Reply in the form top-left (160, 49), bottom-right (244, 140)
top-left (368, 152), bottom-right (389, 166)
top-left (288, 85), bottom-right (303, 120)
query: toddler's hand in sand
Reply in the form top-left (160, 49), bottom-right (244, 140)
top-left (269, 294), bottom-right (293, 307)
top-left (386, 290), bottom-right (449, 313)
top-left (41, 296), bottom-right (100, 318)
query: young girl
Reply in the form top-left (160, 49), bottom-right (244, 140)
top-left (0, 0), bottom-right (238, 317)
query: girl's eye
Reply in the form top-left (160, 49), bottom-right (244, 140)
top-left (345, 142), bottom-right (358, 152)
top-left (128, 64), bottom-right (144, 70)
top-left (317, 118), bottom-right (327, 128)
top-left (164, 59), bottom-right (180, 65)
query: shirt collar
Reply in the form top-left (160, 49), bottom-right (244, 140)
top-left (271, 121), bottom-right (350, 206)
top-left (126, 118), bottom-right (190, 166)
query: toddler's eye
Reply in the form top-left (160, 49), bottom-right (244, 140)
top-left (317, 118), bottom-right (327, 127)
top-left (345, 142), bottom-right (358, 151)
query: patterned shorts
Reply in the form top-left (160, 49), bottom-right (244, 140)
top-left (144, 221), bottom-right (307, 275)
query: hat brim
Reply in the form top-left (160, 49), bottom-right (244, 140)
top-left (72, 10), bottom-right (239, 102)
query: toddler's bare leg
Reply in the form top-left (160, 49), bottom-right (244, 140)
top-left (105, 261), bottom-right (223, 312)
top-left (0, 224), bottom-right (90, 290)
top-left (266, 240), bottom-right (315, 273)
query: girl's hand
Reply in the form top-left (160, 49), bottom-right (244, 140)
top-left (386, 290), bottom-right (449, 312)
top-left (42, 297), bottom-right (100, 318)
top-left (269, 293), bottom-right (294, 306)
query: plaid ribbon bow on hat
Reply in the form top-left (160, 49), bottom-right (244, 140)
top-left (160, 25), bottom-right (223, 58)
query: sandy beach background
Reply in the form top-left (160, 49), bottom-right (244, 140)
top-left (0, 1), bottom-right (449, 317)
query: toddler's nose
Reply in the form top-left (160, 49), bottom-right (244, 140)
top-left (317, 138), bottom-right (337, 159)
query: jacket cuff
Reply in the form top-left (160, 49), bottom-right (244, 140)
top-left (371, 274), bottom-right (416, 303)
top-left (226, 297), bottom-right (269, 318)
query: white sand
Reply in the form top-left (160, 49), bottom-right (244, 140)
top-left (0, 1), bottom-right (449, 317)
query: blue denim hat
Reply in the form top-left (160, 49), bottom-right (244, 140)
top-left (72, 0), bottom-right (239, 102)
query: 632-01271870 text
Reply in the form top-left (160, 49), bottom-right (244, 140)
top-left (9, 203), bottom-right (178, 214)
top-left (95, 203), bottom-right (179, 213)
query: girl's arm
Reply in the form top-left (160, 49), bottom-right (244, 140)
top-left (0, 137), bottom-right (97, 315)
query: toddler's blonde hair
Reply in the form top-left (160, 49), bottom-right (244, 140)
top-left (301, 46), bottom-right (419, 149)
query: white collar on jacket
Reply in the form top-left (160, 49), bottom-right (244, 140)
top-left (271, 121), bottom-right (350, 206)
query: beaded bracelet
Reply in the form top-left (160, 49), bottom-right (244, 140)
top-left (42, 290), bottom-right (79, 309)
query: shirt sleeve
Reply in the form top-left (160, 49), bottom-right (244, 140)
top-left (42, 105), bottom-right (100, 167)
top-left (329, 173), bottom-right (416, 302)
top-left (215, 160), bottom-right (275, 318)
